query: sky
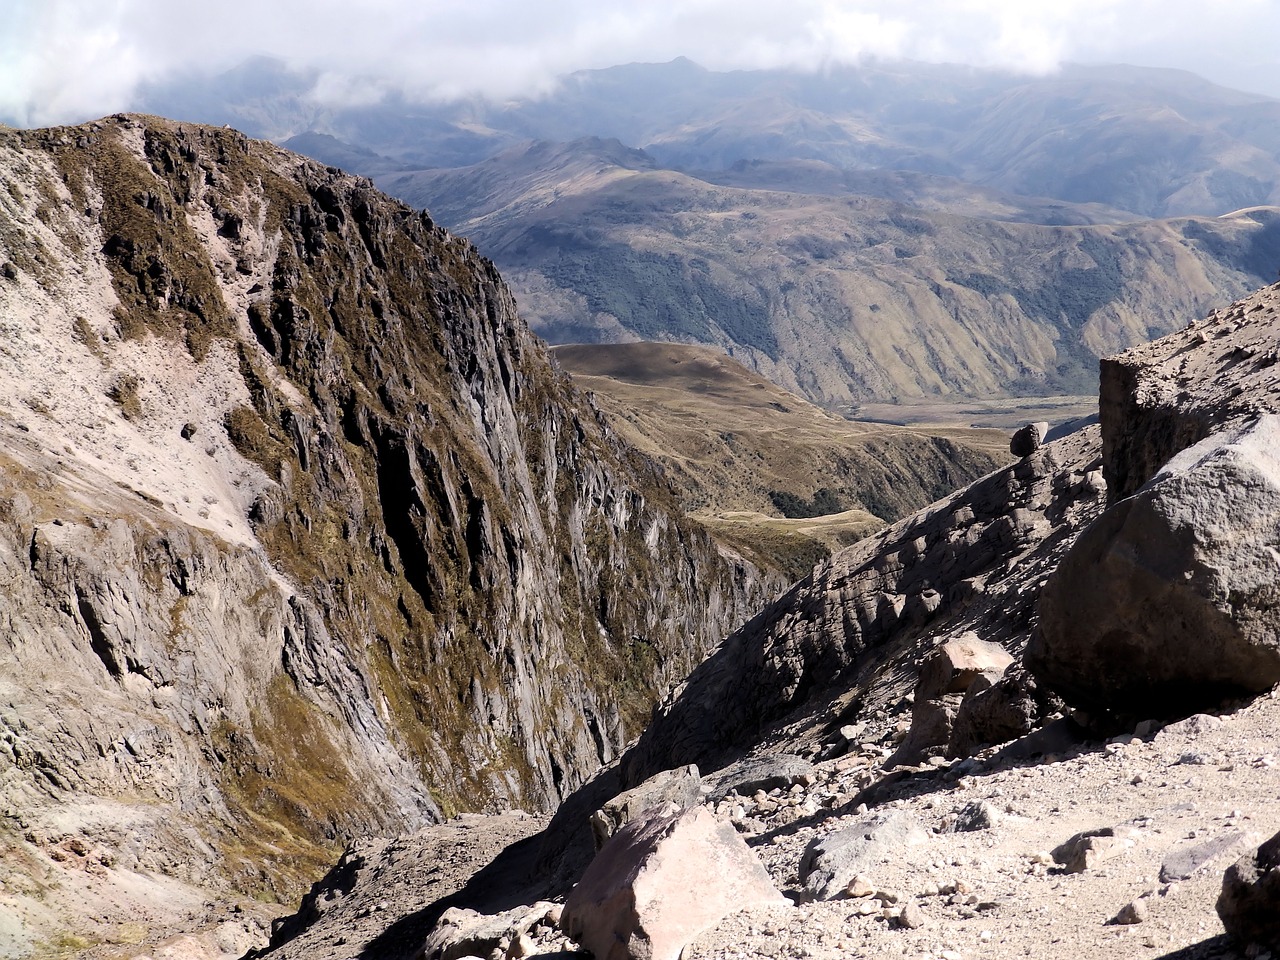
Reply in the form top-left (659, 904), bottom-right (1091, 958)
top-left (4, 0), bottom-right (1280, 128)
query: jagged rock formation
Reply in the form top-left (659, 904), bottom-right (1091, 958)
top-left (617, 425), bottom-right (1107, 786)
top-left (1027, 282), bottom-right (1280, 715)
top-left (0, 114), bottom-right (772, 946)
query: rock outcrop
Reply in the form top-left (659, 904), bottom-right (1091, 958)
top-left (0, 115), bottom-right (772, 945)
top-left (1029, 281), bottom-right (1280, 715)
top-left (1030, 416), bottom-right (1280, 715)
top-left (616, 423), bottom-right (1107, 786)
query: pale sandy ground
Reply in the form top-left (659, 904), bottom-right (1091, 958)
top-left (684, 695), bottom-right (1280, 960)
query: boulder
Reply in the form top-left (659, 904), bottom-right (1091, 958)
top-left (1218, 828), bottom-right (1280, 949)
top-left (891, 635), bottom-right (1012, 764)
top-left (797, 812), bottom-right (928, 900)
top-left (916, 635), bottom-right (1013, 701)
top-left (561, 805), bottom-right (787, 960)
top-left (704, 755), bottom-right (815, 802)
top-left (590, 765), bottom-right (702, 850)
top-left (422, 903), bottom-right (559, 960)
top-left (949, 664), bottom-right (1062, 757)
top-left (1028, 417), bottom-right (1280, 716)
top-left (1010, 421), bottom-right (1050, 457)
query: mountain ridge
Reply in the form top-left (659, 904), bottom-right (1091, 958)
top-left (0, 114), bottom-right (775, 949)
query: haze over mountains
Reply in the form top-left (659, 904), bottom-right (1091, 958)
top-left (137, 56), bottom-right (1280, 408)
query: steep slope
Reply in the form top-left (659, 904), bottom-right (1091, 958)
top-left (617, 278), bottom-right (1280, 797)
top-left (256, 287), bottom-right (1280, 960)
top-left (0, 115), bottom-right (773, 949)
top-left (551, 342), bottom-right (1006, 578)
top-left (397, 140), bottom-right (1280, 405)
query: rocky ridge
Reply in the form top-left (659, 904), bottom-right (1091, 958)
top-left (262, 281), bottom-right (1280, 960)
top-left (0, 115), bottom-right (773, 953)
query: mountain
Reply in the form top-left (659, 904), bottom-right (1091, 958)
top-left (131, 58), bottom-right (1280, 410)
top-left (0, 116), bottom-right (776, 951)
top-left (551, 342), bottom-right (1007, 579)
top-left (390, 137), bottom-right (1280, 407)
top-left (141, 58), bottom-right (1280, 219)
top-left (257, 283), bottom-right (1280, 960)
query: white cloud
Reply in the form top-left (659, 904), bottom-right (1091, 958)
top-left (3, 0), bottom-right (1279, 127)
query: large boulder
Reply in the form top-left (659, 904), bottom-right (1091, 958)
top-left (1218, 828), bottom-right (1280, 949)
top-left (890, 634), bottom-right (1013, 765)
top-left (561, 805), bottom-right (788, 960)
top-left (590, 765), bottom-right (703, 850)
top-left (1028, 416), bottom-right (1280, 716)
top-left (797, 811), bottom-right (929, 900)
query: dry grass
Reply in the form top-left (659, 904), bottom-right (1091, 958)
top-left (555, 342), bottom-right (1009, 576)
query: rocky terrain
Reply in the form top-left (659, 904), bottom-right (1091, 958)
top-left (255, 282), bottom-right (1280, 960)
top-left (0, 115), bottom-right (779, 955)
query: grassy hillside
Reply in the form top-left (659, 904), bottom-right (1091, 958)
top-left (553, 342), bottom-right (1008, 578)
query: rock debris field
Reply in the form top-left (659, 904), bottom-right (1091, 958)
top-left (263, 690), bottom-right (1280, 960)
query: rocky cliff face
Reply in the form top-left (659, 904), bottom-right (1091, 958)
top-left (0, 114), bottom-right (772, 935)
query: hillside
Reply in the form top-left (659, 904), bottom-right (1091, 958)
top-left (394, 138), bottom-right (1280, 406)
top-left (0, 115), bottom-right (775, 954)
top-left (552, 342), bottom-right (1007, 578)
top-left (260, 282), bottom-right (1280, 960)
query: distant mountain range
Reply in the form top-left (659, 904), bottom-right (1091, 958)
top-left (138, 56), bottom-right (1280, 405)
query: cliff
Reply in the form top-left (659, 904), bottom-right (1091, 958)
top-left (0, 114), bottom-right (772, 941)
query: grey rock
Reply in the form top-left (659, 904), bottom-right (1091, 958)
top-left (704, 755), bottom-right (815, 803)
top-left (892, 635), bottom-right (1012, 765)
top-left (1112, 899), bottom-right (1148, 925)
top-left (916, 635), bottom-right (1014, 702)
top-left (1161, 829), bottom-right (1248, 882)
top-left (897, 900), bottom-right (926, 929)
top-left (423, 904), bottom-right (558, 960)
top-left (950, 664), bottom-right (1062, 757)
top-left (941, 800), bottom-right (1001, 834)
top-left (1029, 416), bottom-right (1280, 716)
top-left (798, 812), bottom-right (928, 901)
top-left (590, 765), bottom-right (702, 851)
top-left (1051, 827), bottom-right (1126, 874)
top-left (1218, 828), bottom-right (1280, 949)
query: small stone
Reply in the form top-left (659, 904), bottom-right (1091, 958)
top-left (1113, 900), bottom-right (1148, 925)
top-left (1051, 828), bottom-right (1123, 873)
top-left (846, 875), bottom-right (875, 898)
top-left (897, 900), bottom-right (925, 929)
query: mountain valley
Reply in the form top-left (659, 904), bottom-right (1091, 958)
top-left (3, 48), bottom-right (1280, 960)
top-left (137, 57), bottom-right (1280, 411)
top-left (551, 342), bottom-right (1006, 578)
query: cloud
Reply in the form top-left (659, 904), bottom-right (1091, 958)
top-left (3, 0), bottom-right (1279, 128)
